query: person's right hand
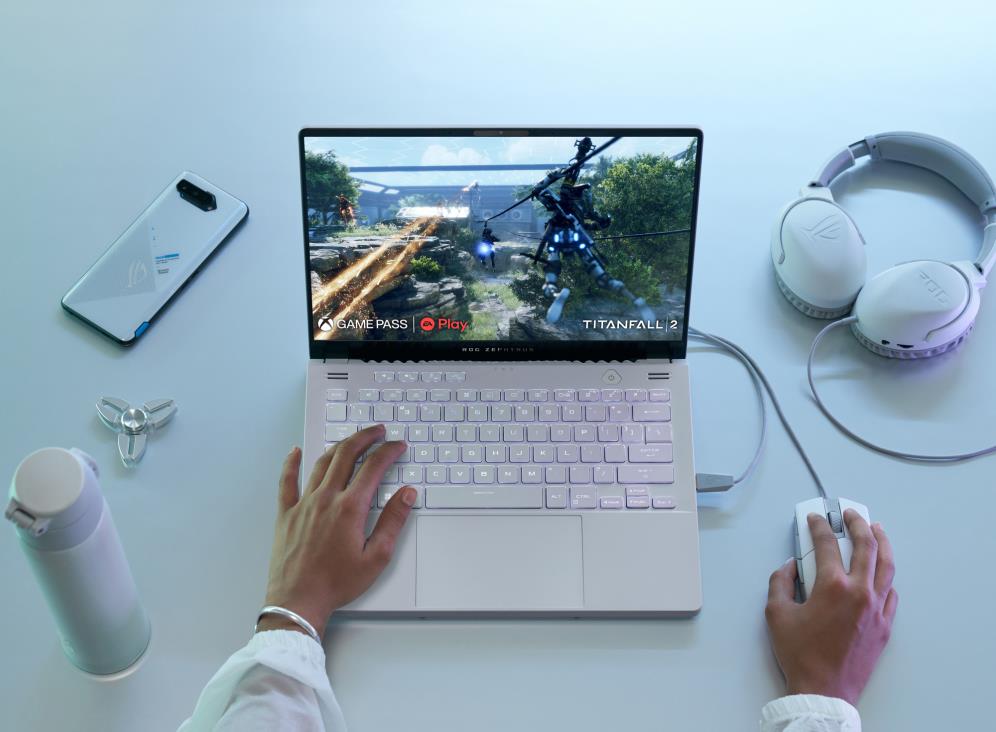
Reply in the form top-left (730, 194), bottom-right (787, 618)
top-left (765, 510), bottom-right (898, 706)
top-left (257, 425), bottom-right (416, 640)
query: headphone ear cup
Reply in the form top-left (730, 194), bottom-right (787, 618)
top-left (771, 196), bottom-right (867, 318)
top-left (851, 261), bottom-right (979, 359)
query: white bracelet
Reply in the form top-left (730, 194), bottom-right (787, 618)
top-left (254, 605), bottom-right (323, 645)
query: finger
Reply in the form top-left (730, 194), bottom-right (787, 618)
top-left (883, 587), bottom-right (899, 623)
top-left (843, 509), bottom-right (876, 584)
top-left (304, 443), bottom-right (337, 495)
top-left (347, 440), bottom-right (408, 513)
top-left (278, 447), bottom-right (302, 512)
top-left (767, 559), bottom-right (797, 609)
top-left (320, 424), bottom-right (386, 494)
top-left (808, 513), bottom-right (845, 581)
top-left (364, 486), bottom-right (417, 568)
top-left (871, 522), bottom-right (896, 594)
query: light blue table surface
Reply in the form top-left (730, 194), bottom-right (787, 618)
top-left (2, 2), bottom-right (994, 729)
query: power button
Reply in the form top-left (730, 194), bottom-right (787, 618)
top-left (602, 369), bottom-right (622, 385)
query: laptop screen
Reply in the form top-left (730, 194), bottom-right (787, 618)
top-left (300, 128), bottom-right (701, 361)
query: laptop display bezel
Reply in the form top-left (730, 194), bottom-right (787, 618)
top-left (299, 127), bottom-right (702, 362)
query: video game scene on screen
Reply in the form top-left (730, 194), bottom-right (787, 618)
top-left (305, 135), bottom-right (696, 343)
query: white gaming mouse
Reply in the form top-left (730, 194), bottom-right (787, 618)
top-left (793, 497), bottom-right (871, 600)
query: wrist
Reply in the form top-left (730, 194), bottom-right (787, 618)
top-left (256, 604), bottom-right (329, 644)
top-left (785, 678), bottom-right (857, 706)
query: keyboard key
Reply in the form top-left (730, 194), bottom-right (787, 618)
top-left (467, 405), bottom-right (488, 422)
top-left (533, 445), bottom-right (555, 463)
top-left (526, 424), bottom-right (549, 442)
top-left (634, 404), bottom-right (671, 422)
top-left (601, 389), bottom-right (621, 402)
top-left (326, 404), bottom-right (347, 422)
top-left (649, 389), bottom-right (670, 402)
top-left (653, 496), bottom-right (677, 509)
top-left (554, 389), bottom-right (575, 402)
top-left (629, 444), bottom-right (673, 463)
top-left (609, 404), bottom-right (631, 421)
top-left (600, 496), bottom-right (624, 509)
top-left (522, 466), bottom-right (543, 483)
top-left (357, 389), bottom-right (379, 402)
top-left (625, 389), bottom-right (647, 402)
top-left (373, 404), bottom-right (394, 422)
top-left (550, 425), bottom-right (572, 442)
top-left (579, 388), bottom-right (600, 402)
top-left (397, 405), bottom-right (417, 422)
top-left (491, 404), bottom-right (512, 422)
top-left (456, 425), bottom-right (477, 442)
top-left (380, 487), bottom-right (423, 509)
top-left (326, 388), bottom-right (348, 402)
top-left (426, 485), bottom-right (542, 509)
top-left (562, 404), bottom-right (583, 422)
top-left (450, 465), bottom-right (471, 483)
top-left (618, 465), bottom-right (675, 484)
top-left (486, 445), bottom-right (507, 462)
top-left (575, 425), bottom-right (596, 443)
top-left (385, 424), bottom-right (405, 442)
top-left (438, 445), bottom-right (459, 463)
top-left (597, 424), bottom-right (620, 442)
top-left (426, 466), bottom-right (447, 484)
top-left (515, 404), bottom-right (536, 421)
top-left (382, 389), bottom-right (403, 402)
top-left (481, 389), bottom-right (501, 402)
top-left (646, 424), bottom-right (673, 443)
top-left (570, 466), bottom-right (592, 483)
top-left (457, 389), bottom-right (477, 402)
top-left (398, 371), bottom-right (419, 383)
top-left (474, 466), bottom-right (496, 484)
top-left (570, 487), bottom-right (596, 509)
top-left (627, 495), bottom-right (651, 509)
top-left (445, 371), bottom-right (466, 383)
top-left (503, 389), bottom-right (525, 402)
top-left (509, 445), bottom-right (530, 463)
top-left (325, 424), bottom-right (357, 441)
top-left (594, 465), bottom-right (615, 483)
top-left (621, 424), bottom-right (644, 443)
top-left (431, 424), bottom-right (453, 442)
top-left (546, 487), bottom-right (568, 509)
top-left (545, 465), bottom-right (567, 483)
top-left (502, 424), bottom-right (524, 442)
top-left (480, 425), bottom-right (500, 442)
top-left (408, 425), bottom-right (429, 442)
top-left (604, 444), bottom-right (627, 463)
top-left (349, 404), bottom-right (370, 422)
top-left (413, 446), bottom-right (435, 463)
top-left (580, 444), bottom-right (603, 462)
top-left (444, 404), bottom-right (465, 421)
top-left (421, 371), bottom-right (442, 383)
top-left (626, 486), bottom-right (648, 497)
top-left (429, 389), bottom-right (451, 402)
top-left (419, 404), bottom-right (441, 422)
top-left (585, 404), bottom-right (607, 422)
top-left (538, 405), bottom-right (559, 422)
top-left (527, 389), bottom-right (549, 402)
top-left (556, 445), bottom-right (579, 463)
top-left (374, 371), bottom-right (395, 383)
top-left (461, 445), bottom-right (484, 463)
top-left (498, 466), bottom-right (519, 483)
top-left (403, 466), bottom-right (423, 483)
top-left (405, 388), bottom-right (427, 402)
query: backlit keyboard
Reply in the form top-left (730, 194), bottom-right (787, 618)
top-left (324, 371), bottom-right (677, 511)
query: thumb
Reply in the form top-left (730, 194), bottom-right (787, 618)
top-left (278, 447), bottom-right (302, 513)
top-left (766, 558), bottom-right (798, 612)
top-left (364, 486), bottom-right (417, 569)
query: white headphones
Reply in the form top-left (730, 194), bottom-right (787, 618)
top-left (771, 131), bottom-right (996, 358)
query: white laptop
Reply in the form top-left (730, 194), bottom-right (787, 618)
top-left (299, 127), bottom-right (703, 616)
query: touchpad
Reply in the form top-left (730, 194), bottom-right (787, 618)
top-left (416, 515), bottom-right (583, 610)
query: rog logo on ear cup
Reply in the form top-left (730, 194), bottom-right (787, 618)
top-left (802, 213), bottom-right (844, 242)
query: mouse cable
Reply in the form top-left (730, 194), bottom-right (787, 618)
top-left (808, 316), bottom-right (996, 462)
top-left (689, 327), bottom-right (827, 498)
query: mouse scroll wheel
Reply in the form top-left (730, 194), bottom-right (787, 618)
top-left (827, 510), bottom-right (844, 534)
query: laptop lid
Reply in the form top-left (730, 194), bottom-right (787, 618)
top-left (298, 127), bottom-right (702, 362)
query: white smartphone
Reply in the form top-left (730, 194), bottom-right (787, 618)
top-left (62, 172), bottom-right (248, 344)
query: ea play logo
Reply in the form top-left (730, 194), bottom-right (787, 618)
top-left (420, 316), bottom-right (468, 333)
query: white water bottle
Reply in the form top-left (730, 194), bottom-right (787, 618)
top-left (6, 447), bottom-right (151, 675)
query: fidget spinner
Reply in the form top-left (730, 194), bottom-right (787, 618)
top-left (97, 397), bottom-right (177, 467)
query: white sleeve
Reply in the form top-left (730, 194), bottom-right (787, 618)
top-left (760, 695), bottom-right (861, 732)
top-left (178, 630), bottom-right (347, 732)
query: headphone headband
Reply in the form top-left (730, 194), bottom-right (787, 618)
top-left (812, 131), bottom-right (996, 214)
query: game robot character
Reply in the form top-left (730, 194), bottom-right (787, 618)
top-left (337, 193), bottom-right (355, 226)
top-left (492, 137), bottom-right (658, 324)
top-left (477, 225), bottom-right (499, 269)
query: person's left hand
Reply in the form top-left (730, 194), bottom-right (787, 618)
top-left (257, 425), bottom-right (416, 640)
